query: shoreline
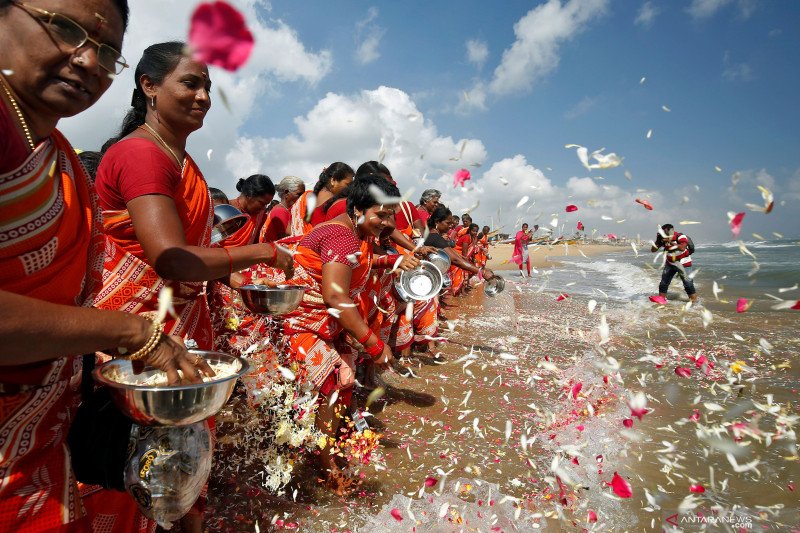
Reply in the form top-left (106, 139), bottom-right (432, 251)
top-left (208, 251), bottom-right (799, 532)
top-left (486, 242), bottom-right (625, 271)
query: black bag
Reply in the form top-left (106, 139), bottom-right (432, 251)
top-left (67, 354), bottom-right (132, 491)
top-left (676, 232), bottom-right (696, 255)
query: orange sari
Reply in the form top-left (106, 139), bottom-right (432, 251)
top-left (282, 223), bottom-right (373, 390)
top-left (0, 130), bottom-right (104, 531)
top-left (289, 190), bottom-right (313, 238)
top-left (220, 197), bottom-right (264, 247)
top-left (93, 155), bottom-right (213, 348)
top-left (474, 235), bottom-right (488, 268)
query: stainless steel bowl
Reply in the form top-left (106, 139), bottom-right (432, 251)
top-left (484, 275), bottom-right (506, 296)
top-left (93, 351), bottom-right (249, 427)
top-left (394, 260), bottom-right (443, 302)
top-left (238, 285), bottom-right (305, 315)
top-left (210, 204), bottom-right (249, 245)
top-left (426, 250), bottom-right (451, 275)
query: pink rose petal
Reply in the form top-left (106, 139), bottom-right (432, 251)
top-left (729, 211), bottom-right (745, 237)
top-left (635, 198), bottom-right (653, 210)
top-left (576, 424), bottom-right (585, 432)
top-left (689, 484), bottom-right (705, 493)
top-left (453, 168), bottom-right (471, 187)
top-left (622, 418), bottom-right (633, 428)
top-left (577, 221), bottom-right (584, 230)
top-left (390, 508), bottom-right (403, 521)
top-left (689, 409), bottom-right (700, 422)
top-left (736, 298), bottom-right (750, 313)
top-left (557, 293), bottom-right (569, 301)
top-left (675, 366), bottom-right (692, 378)
top-left (587, 510), bottom-right (598, 523)
top-left (793, 300), bottom-right (800, 310)
top-left (566, 204), bottom-right (578, 212)
top-left (424, 476), bottom-right (438, 487)
top-left (610, 472), bottom-right (632, 498)
top-left (570, 382), bottom-right (582, 399)
top-left (189, 1), bottom-right (255, 72)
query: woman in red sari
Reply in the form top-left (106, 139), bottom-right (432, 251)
top-left (87, 41), bottom-right (293, 531)
top-left (0, 4), bottom-right (207, 531)
top-left (512, 223), bottom-right (533, 277)
top-left (223, 174), bottom-right (275, 247)
top-left (307, 162), bottom-right (354, 227)
top-left (282, 175), bottom-right (414, 490)
top-left (260, 175), bottom-right (305, 242)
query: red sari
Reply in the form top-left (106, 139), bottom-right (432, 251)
top-left (221, 197), bottom-right (264, 247)
top-left (282, 223), bottom-right (373, 394)
top-left (0, 129), bottom-right (105, 531)
top-left (85, 145), bottom-right (213, 532)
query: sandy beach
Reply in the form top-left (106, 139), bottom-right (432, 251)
top-left (486, 242), bottom-right (624, 271)
top-left (208, 249), bottom-right (799, 531)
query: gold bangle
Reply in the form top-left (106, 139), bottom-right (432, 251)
top-left (120, 319), bottom-right (164, 361)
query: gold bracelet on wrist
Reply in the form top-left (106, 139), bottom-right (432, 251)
top-left (118, 318), bottom-right (164, 361)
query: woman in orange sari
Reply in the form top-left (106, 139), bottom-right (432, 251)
top-left (282, 175), bottom-right (416, 489)
top-left (87, 41), bottom-right (293, 531)
top-left (474, 225), bottom-right (491, 269)
top-left (222, 173), bottom-right (275, 247)
top-left (425, 207), bottom-right (493, 297)
top-left (0, 4), bottom-right (206, 531)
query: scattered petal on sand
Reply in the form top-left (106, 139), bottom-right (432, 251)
top-left (675, 366), bottom-right (692, 378)
top-left (570, 382), bottom-right (583, 400)
top-left (588, 510), bottom-right (598, 522)
top-left (390, 508), bottom-right (403, 521)
top-left (565, 204), bottom-right (578, 212)
top-left (623, 418), bottom-right (634, 428)
top-left (189, 1), bottom-right (255, 72)
top-left (557, 293), bottom-right (569, 301)
top-left (728, 211), bottom-right (746, 237)
top-left (453, 168), bottom-right (471, 188)
top-left (736, 298), bottom-right (751, 313)
top-left (629, 391), bottom-right (649, 420)
top-left (689, 484), bottom-right (705, 493)
top-left (610, 472), bottom-right (633, 498)
top-left (424, 476), bottom-right (438, 488)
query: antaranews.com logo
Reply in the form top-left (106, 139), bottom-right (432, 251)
top-left (664, 510), bottom-right (754, 530)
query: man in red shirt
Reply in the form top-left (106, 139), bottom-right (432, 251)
top-left (651, 223), bottom-right (697, 303)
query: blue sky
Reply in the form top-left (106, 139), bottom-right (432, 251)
top-left (62, 0), bottom-right (800, 242)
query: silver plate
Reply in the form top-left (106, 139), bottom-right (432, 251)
top-left (395, 260), bottom-right (443, 301)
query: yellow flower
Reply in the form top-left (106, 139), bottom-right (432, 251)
top-left (731, 360), bottom-right (746, 374)
top-left (225, 316), bottom-right (240, 330)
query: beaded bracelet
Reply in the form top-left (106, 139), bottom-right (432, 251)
top-left (118, 318), bottom-right (164, 361)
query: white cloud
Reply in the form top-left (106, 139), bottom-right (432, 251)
top-left (354, 7), bottom-right (384, 65)
top-left (225, 86), bottom-right (488, 194)
top-left (487, 0), bottom-right (608, 96)
top-left (634, 1), bottom-right (660, 28)
top-left (58, 0), bottom-right (331, 191)
top-left (687, 0), bottom-right (757, 20)
top-left (722, 51), bottom-right (754, 82)
top-left (564, 95), bottom-right (599, 120)
top-left (456, 83), bottom-right (488, 114)
top-left (466, 39), bottom-right (489, 68)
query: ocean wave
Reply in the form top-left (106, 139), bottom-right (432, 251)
top-left (562, 259), bottom-right (657, 299)
top-left (702, 241), bottom-right (799, 249)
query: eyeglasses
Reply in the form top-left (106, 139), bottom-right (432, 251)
top-left (14, 2), bottom-right (128, 75)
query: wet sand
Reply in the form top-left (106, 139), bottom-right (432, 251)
top-left (486, 242), bottom-right (624, 271)
top-left (207, 274), bottom-right (799, 532)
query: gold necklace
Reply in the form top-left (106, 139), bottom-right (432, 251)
top-left (139, 123), bottom-right (182, 167)
top-left (0, 75), bottom-right (35, 150)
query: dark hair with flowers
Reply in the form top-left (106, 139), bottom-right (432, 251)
top-left (346, 175), bottom-right (400, 217)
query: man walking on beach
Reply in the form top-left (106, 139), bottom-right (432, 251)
top-left (651, 223), bottom-right (697, 303)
